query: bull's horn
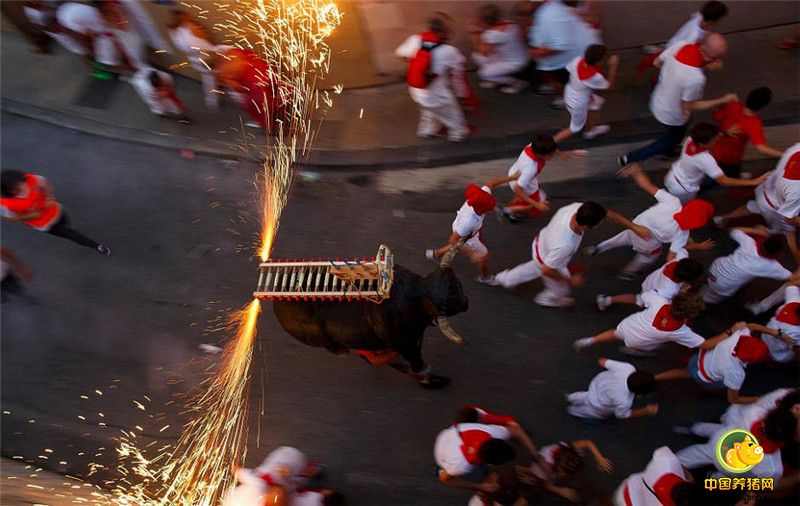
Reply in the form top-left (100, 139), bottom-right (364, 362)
top-left (439, 237), bottom-right (466, 268)
top-left (436, 316), bottom-right (467, 345)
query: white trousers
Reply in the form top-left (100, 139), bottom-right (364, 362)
top-left (566, 391), bottom-right (609, 419)
top-left (415, 100), bottom-right (468, 141)
top-left (493, 259), bottom-right (570, 298)
top-left (700, 267), bottom-right (742, 304)
top-left (596, 230), bottom-right (661, 274)
top-left (472, 53), bottom-right (526, 85)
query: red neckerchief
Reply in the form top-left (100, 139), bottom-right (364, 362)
top-left (783, 152), bottom-right (800, 180)
top-left (750, 420), bottom-right (784, 454)
top-left (653, 473), bottom-right (686, 506)
top-left (576, 58), bottom-right (602, 80)
top-left (662, 261), bottom-right (681, 282)
top-left (752, 235), bottom-right (782, 259)
top-left (652, 304), bottom-right (685, 331)
top-left (455, 425), bottom-right (493, 465)
top-left (523, 144), bottom-right (547, 174)
top-left (420, 31), bottom-right (442, 44)
top-left (674, 43), bottom-right (704, 68)
top-left (684, 139), bottom-right (708, 156)
top-left (777, 302), bottom-right (800, 325)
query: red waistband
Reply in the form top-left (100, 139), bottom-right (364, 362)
top-left (697, 349), bottom-right (715, 383)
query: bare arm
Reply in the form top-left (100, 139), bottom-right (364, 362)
top-left (513, 185), bottom-right (549, 211)
top-left (700, 322), bottom-right (747, 350)
top-left (438, 472), bottom-right (493, 492)
top-left (630, 404), bottom-right (659, 418)
top-left (605, 55), bottom-right (619, 89)
top-left (485, 174), bottom-right (518, 188)
top-left (507, 422), bottom-right (539, 457)
top-left (571, 439), bottom-right (613, 473)
top-left (716, 173), bottom-right (768, 188)
top-left (684, 93), bottom-right (738, 113)
top-left (685, 238), bottom-right (716, 251)
top-left (618, 164), bottom-right (659, 196)
top-left (754, 144), bottom-right (785, 159)
top-left (606, 209), bottom-right (652, 240)
top-left (727, 388), bottom-right (759, 405)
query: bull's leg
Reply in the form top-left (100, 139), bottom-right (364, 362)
top-left (397, 343), bottom-right (450, 390)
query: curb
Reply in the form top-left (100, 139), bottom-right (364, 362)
top-left (3, 97), bottom-right (799, 171)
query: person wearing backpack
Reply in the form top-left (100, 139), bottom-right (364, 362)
top-left (395, 13), bottom-right (470, 142)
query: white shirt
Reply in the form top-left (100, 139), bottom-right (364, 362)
top-left (764, 286), bottom-right (800, 362)
top-left (452, 185), bottom-right (491, 238)
top-left (634, 190), bottom-right (689, 253)
top-left (434, 423), bottom-right (510, 477)
top-left (665, 139), bottom-right (724, 197)
top-left (396, 34), bottom-right (466, 107)
top-left (650, 41), bottom-right (706, 126)
top-left (623, 447), bottom-right (688, 506)
top-left (56, 2), bottom-right (104, 34)
top-left (532, 202), bottom-right (583, 270)
top-left (721, 388), bottom-right (793, 426)
top-left (699, 330), bottom-right (749, 390)
top-left (709, 230), bottom-right (792, 285)
top-left (254, 446), bottom-right (308, 492)
top-left (508, 147), bottom-right (544, 196)
top-left (760, 143), bottom-right (800, 221)
top-left (585, 359), bottom-right (636, 419)
top-left (291, 491), bottom-right (326, 506)
top-left (481, 24), bottom-right (528, 67)
top-left (529, 0), bottom-right (600, 71)
top-left (667, 12), bottom-right (707, 48)
top-left (641, 249), bottom-right (689, 300)
top-left (616, 291), bottom-right (705, 351)
top-left (169, 25), bottom-right (217, 68)
top-left (130, 68), bottom-right (182, 115)
top-left (563, 56), bottom-right (609, 112)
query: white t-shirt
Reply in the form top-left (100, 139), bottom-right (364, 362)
top-left (508, 146), bottom-right (544, 196)
top-left (130, 68), bottom-right (182, 115)
top-left (616, 291), bottom-right (705, 351)
top-left (623, 446), bottom-right (688, 506)
top-left (760, 144), bottom-right (800, 221)
top-left (665, 139), bottom-right (724, 197)
top-left (529, 0), bottom-right (600, 71)
top-left (169, 25), bottom-right (217, 67)
top-left (633, 190), bottom-right (689, 254)
top-left (291, 491), bottom-right (326, 506)
top-left (452, 185), bottom-right (491, 238)
top-left (650, 42), bottom-right (706, 126)
top-left (532, 202), bottom-right (583, 270)
top-left (434, 423), bottom-right (510, 477)
top-left (764, 286), bottom-right (800, 362)
top-left (56, 2), bottom-right (104, 34)
top-left (586, 359), bottom-right (636, 419)
top-left (666, 12), bottom-right (707, 48)
top-left (481, 24), bottom-right (528, 67)
top-left (640, 249), bottom-right (689, 300)
top-left (699, 330), bottom-right (749, 390)
top-left (708, 230), bottom-right (792, 285)
top-left (254, 446), bottom-right (308, 493)
top-left (564, 56), bottom-right (609, 112)
top-left (396, 35), bottom-right (466, 107)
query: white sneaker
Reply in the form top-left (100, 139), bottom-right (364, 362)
top-left (596, 295), bottom-right (611, 311)
top-left (582, 124), bottom-right (610, 140)
top-left (712, 216), bottom-right (725, 229)
top-left (425, 249), bottom-right (437, 263)
top-left (475, 275), bottom-right (496, 285)
top-left (479, 80), bottom-right (497, 89)
top-left (534, 293), bottom-right (574, 307)
top-left (550, 97), bottom-right (566, 110)
top-left (574, 337), bottom-right (594, 351)
top-left (500, 80), bottom-right (528, 94)
top-left (581, 245), bottom-right (598, 257)
top-left (745, 301), bottom-right (763, 315)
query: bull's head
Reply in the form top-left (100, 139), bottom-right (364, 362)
top-left (424, 239), bottom-right (469, 345)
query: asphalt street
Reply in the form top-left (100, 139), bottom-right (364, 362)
top-left (1, 115), bottom-right (797, 505)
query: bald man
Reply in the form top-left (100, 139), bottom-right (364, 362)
top-left (619, 33), bottom-right (737, 167)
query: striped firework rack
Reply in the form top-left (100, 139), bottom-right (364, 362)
top-left (254, 244), bottom-right (394, 303)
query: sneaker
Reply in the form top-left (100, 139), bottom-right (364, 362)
top-left (495, 206), bottom-right (519, 224)
top-left (581, 245), bottom-right (598, 257)
top-left (582, 124), bottom-right (610, 140)
top-left (671, 425), bottom-right (694, 436)
top-left (616, 271), bottom-right (639, 282)
top-left (745, 301), bottom-right (763, 315)
top-left (534, 293), bottom-right (575, 307)
top-left (596, 295), bottom-right (611, 311)
top-left (617, 155), bottom-right (630, 168)
top-left (97, 245), bottom-right (111, 256)
top-left (500, 80), bottom-right (528, 94)
top-left (573, 337), bottom-right (594, 351)
top-left (712, 216), bottom-right (725, 229)
top-left (479, 80), bottom-right (498, 89)
top-left (475, 275), bottom-right (496, 285)
top-left (740, 171), bottom-right (753, 179)
top-left (642, 44), bottom-right (664, 55)
top-left (425, 249), bottom-right (437, 263)
top-left (619, 346), bottom-right (656, 357)
top-left (534, 83), bottom-right (556, 95)
top-left (550, 97), bottom-right (566, 110)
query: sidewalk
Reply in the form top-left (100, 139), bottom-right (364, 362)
top-left (1, 25), bottom-right (798, 170)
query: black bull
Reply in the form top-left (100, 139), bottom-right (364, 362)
top-left (273, 264), bottom-right (469, 389)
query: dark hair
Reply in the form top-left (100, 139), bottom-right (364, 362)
top-left (479, 4), bottom-right (502, 26)
top-left (531, 134), bottom-right (558, 156)
top-left (454, 406), bottom-right (480, 424)
top-left (1, 170), bottom-right (26, 197)
top-left (776, 389), bottom-right (799, 411)
top-left (627, 371), bottom-right (656, 395)
top-left (761, 234), bottom-right (787, 258)
top-left (745, 87), bottom-right (772, 111)
top-left (584, 44), bottom-right (608, 66)
top-left (575, 201), bottom-right (607, 228)
top-left (429, 14), bottom-right (449, 36)
top-left (554, 443), bottom-right (584, 475)
top-left (689, 122), bottom-right (719, 145)
top-left (322, 491), bottom-right (345, 506)
top-left (700, 1), bottom-right (728, 22)
top-left (671, 481), bottom-right (703, 506)
top-left (674, 258), bottom-right (704, 283)
top-left (671, 292), bottom-right (705, 320)
top-left (764, 407), bottom-right (797, 443)
top-left (478, 438), bottom-right (516, 465)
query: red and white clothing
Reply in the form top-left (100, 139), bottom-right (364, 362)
top-left (492, 203), bottom-right (583, 302)
top-left (763, 286), bottom-right (800, 362)
top-left (721, 388), bottom-right (793, 427)
top-left (615, 291), bottom-right (704, 351)
top-left (169, 25), bottom-right (229, 108)
top-left (507, 145), bottom-right (548, 215)
top-left (395, 33), bottom-right (469, 141)
top-left (129, 68), bottom-right (185, 116)
top-left (639, 249), bottom-right (689, 302)
top-left (53, 2), bottom-right (104, 56)
top-left (747, 144), bottom-right (800, 233)
top-left (666, 12), bottom-right (707, 48)
top-left (567, 359), bottom-right (636, 419)
top-left (225, 446), bottom-right (310, 506)
top-left (472, 23), bottom-right (528, 85)
top-left (664, 138), bottom-right (725, 203)
top-left (701, 230), bottom-right (792, 303)
top-left (0, 174), bottom-right (62, 231)
top-left (452, 185), bottom-right (492, 259)
top-left (564, 56), bottom-right (610, 133)
top-left (530, 441), bottom-right (569, 479)
top-left (614, 446), bottom-right (689, 506)
top-left (94, 25), bottom-right (146, 70)
top-left (711, 102), bottom-right (767, 166)
top-left (434, 423), bottom-right (510, 477)
top-left (651, 42), bottom-right (706, 127)
top-left (694, 329), bottom-right (751, 390)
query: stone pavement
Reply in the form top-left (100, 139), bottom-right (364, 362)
top-left (1, 22), bottom-right (798, 170)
